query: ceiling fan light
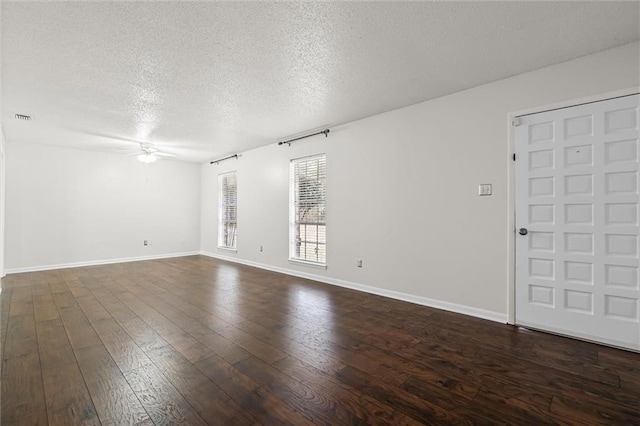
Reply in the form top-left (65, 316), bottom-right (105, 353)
top-left (137, 153), bottom-right (158, 163)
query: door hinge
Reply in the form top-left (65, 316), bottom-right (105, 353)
top-left (512, 117), bottom-right (522, 127)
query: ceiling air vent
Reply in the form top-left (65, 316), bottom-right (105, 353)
top-left (14, 114), bottom-right (32, 121)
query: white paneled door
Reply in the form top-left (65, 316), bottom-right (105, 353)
top-left (515, 94), bottom-right (640, 351)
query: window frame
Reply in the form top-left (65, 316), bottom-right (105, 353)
top-left (217, 171), bottom-right (238, 251)
top-left (289, 154), bottom-right (327, 267)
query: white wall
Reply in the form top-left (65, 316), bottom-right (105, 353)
top-left (5, 142), bottom-right (201, 271)
top-left (201, 42), bottom-right (640, 321)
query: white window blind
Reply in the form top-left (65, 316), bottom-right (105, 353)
top-left (290, 154), bottom-right (326, 264)
top-left (218, 171), bottom-right (237, 249)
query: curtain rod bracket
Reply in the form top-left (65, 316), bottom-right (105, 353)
top-left (278, 128), bottom-right (330, 146)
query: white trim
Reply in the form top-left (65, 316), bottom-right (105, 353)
top-left (289, 154), bottom-right (327, 265)
top-left (202, 251), bottom-right (508, 324)
top-left (5, 251), bottom-right (200, 274)
top-left (511, 88), bottom-right (640, 120)
top-left (507, 86), bottom-right (640, 325)
top-left (288, 258), bottom-right (327, 270)
top-left (217, 246), bottom-right (237, 254)
top-left (217, 171), bottom-right (238, 250)
top-left (0, 128), bottom-right (5, 280)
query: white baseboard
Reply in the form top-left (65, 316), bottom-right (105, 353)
top-left (5, 251), bottom-right (201, 274)
top-left (201, 251), bottom-right (508, 324)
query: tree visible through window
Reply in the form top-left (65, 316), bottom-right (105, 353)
top-left (290, 154), bottom-right (326, 264)
top-left (218, 171), bottom-right (237, 249)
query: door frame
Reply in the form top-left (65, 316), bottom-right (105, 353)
top-left (506, 86), bottom-right (640, 325)
top-left (0, 130), bottom-right (5, 281)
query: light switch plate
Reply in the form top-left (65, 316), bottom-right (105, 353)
top-left (478, 184), bottom-right (492, 196)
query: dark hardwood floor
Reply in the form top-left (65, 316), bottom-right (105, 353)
top-left (1, 255), bottom-right (639, 425)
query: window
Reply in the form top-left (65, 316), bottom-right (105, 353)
top-left (218, 171), bottom-right (237, 250)
top-left (290, 154), bottom-right (326, 264)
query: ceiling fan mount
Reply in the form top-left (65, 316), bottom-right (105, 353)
top-left (132, 143), bottom-right (176, 163)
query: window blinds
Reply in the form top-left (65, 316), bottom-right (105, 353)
top-left (290, 154), bottom-right (326, 264)
top-left (218, 172), bottom-right (237, 249)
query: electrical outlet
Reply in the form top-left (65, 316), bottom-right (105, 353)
top-left (478, 184), bottom-right (492, 196)
top-left (357, 259), bottom-right (363, 268)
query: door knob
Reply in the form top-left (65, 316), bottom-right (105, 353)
top-left (519, 228), bottom-right (528, 235)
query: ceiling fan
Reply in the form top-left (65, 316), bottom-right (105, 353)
top-left (130, 143), bottom-right (176, 163)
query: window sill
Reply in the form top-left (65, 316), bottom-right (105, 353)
top-left (217, 247), bottom-right (237, 254)
top-left (288, 258), bottom-right (327, 270)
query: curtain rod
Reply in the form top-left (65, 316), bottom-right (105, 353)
top-left (278, 129), bottom-right (330, 146)
top-left (210, 154), bottom-right (239, 165)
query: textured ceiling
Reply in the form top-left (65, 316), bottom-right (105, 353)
top-left (2, 1), bottom-right (639, 163)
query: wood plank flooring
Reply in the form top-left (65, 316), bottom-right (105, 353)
top-left (1, 255), bottom-right (639, 425)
